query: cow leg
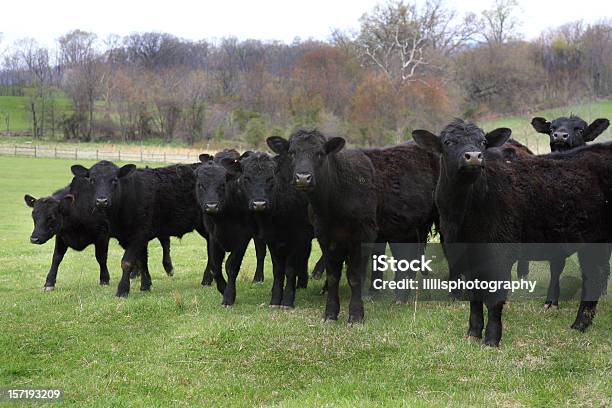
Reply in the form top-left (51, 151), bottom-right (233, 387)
top-left (368, 241), bottom-right (386, 296)
top-left (544, 257), bottom-right (565, 309)
top-left (323, 250), bottom-right (344, 321)
top-left (516, 260), bottom-right (529, 279)
top-left (467, 300), bottom-right (484, 339)
top-left (269, 249), bottom-right (286, 307)
top-left (484, 301), bottom-right (504, 347)
top-left (311, 254), bottom-right (325, 280)
top-left (201, 236), bottom-right (215, 286)
top-left (346, 246), bottom-right (366, 324)
top-left (222, 239), bottom-right (249, 307)
top-left (390, 242), bottom-right (419, 304)
top-left (207, 240), bottom-right (226, 294)
top-left (282, 254), bottom-right (299, 309)
top-left (252, 237), bottom-right (266, 283)
top-left (44, 237), bottom-right (68, 290)
top-left (139, 245), bottom-right (152, 292)
top-left (158, 236), bottom-right (174, 276)
top-left (295, 239), bottom-right (311, 289)
top-left (95, 238), bottom-right (111, 285)
top-left (117, 245), bottom-right (142, 297)
top-left (571, 247), bottom-right (607, 331)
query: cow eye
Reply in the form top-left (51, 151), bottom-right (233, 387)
top-left (575, 128), bottom-right (583, 133)
top-left (444, 140), bottom-right (454, 146)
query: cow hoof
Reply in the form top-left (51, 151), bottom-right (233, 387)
top-left (544, 303), bottom-right (559, 310)
top-left (201, 282), bottom-right (212, 287)
top-left (43, 286), bottom-right (55, 292)
top-left (280, 305), bottom-right (294, 310)
top-left (166, 270), bottom-right (174, 277)
top-left (321, 314), bottom-right (338, 323)
top-left (348, 315), bottom-right (364, 324)
top-left (466, 335), bottom-right (481, 342)
top-left (100, 280), bottom-right (110, 286)
top-left (483, 339), bottom-right (500, 347)
top-left (269, 304), bottom-right (281, 309)
top-left (252, 279), bottom-right (264, 284)
top-left (140, 286), bottom-right (151, 292)
top-left (570, 320), bottom-right (591, 332)
top-left (116, 291), bottom-right (129, 298)
top-left (222, 304), bottom-right (233, 309)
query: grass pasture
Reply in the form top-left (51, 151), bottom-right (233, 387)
top-left (0, 156), bottom-right (611, 407)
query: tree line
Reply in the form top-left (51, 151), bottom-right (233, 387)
top-left (0, 0), bottom-right (610, 146)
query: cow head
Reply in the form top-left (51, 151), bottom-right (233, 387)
top-left (239, 151), bottom-right (276, 212)
top-left (267, 128), bottom-right (344, 192)
top-left (531, 115), bottom-right (609, 152)
top-left (194, 154), bottom-right (241, 215)
top-left (413, 119), bottom-right (511, 184)
top-left (70, 160), bottom-right (135, 210)
top-left (24, 193), bottom-right (73, 244)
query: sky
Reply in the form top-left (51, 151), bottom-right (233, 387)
top-left (0, 0), bottom-right (610, 48)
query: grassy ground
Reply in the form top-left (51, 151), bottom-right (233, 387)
top-left (0, 156), bottom-right (611, 407)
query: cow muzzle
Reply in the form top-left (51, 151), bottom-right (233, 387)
top-left (204, 202), bottom-right (220, 214)
top-left (250, 200), bottom-right (268, 212)
top-left (96, 198), bottom-right (109, 208)
top-left (294, 173), bottom-right (313, 190)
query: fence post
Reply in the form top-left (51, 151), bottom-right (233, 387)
top-left (75, 148), bottom-right (77, 160)
top-left (34, 146), bottom-right (37, 158)
top-left (54, 147), bottom-right (57, 159)
top-left (96, 149), bottom-right (99, 160)
top-left (119, 150), bottom-right (121, 161)
top-left (14, 145), bottom-right (17, 156)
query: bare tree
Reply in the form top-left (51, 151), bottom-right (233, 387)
top-left (481, 0), bottom-right (522, 45)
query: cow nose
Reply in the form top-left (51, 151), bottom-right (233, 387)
top-left (96, 198), bottom-right (109, 208)
top-left (295, 173), bottom-right (313, 187)
top-left (30, 236), bottom-right (40, 244)
top-left (553, 132), bottom-right (568, 141)
top-left (204, 202), bottom-right (219, 213)
top-left (251, 200), bottom-right (267, 211)
top-left (463, 151), bottom-right (483, 166)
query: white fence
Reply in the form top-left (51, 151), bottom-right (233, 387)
top-left (0, 145), bottom-right (202, 164)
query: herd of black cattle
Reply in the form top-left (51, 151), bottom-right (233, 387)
top-left (24, 115), bottom-right (611, 347)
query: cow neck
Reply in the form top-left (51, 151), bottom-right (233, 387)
top-left (308, 154), bottom-right (342, 218)
top-left (436, 156), bottom-right (491, 242)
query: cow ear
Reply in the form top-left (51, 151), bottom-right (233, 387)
top-left (485, 128), bottom-right (512, 148)
top-left (118, 164), bottom-right (136, 178)
top-left (199, 153), bottom-right (213, 163)
top-left (324, 137), bottom-right (345, 155)
top-left (266, 136), bottom-right (289, 155)
top-left (583, 118), bottom-right (610, 142)
top-left (71, 164), bottom-right (89, 177)
top-left (59, 194), bottom-right (75, 214)
top-left (240, 151), bottom-right (253, 160)
top-left (24, 194), bottom-right (37, 208)
top-left (531, 117), bottom-right (551, 134)
top-left (220, 157), bottom-right (242, 179)
top-left (412, 130), bottom-right (442, 154)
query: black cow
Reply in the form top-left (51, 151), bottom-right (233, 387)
top-left (25, 184), bottom-right (175, 289)
top-left (69, 160), bottom-right (209, 297)
top-left (514, 116), bottom-right (610, 308)
top-left (413, 119), bottom-right (612, 346)
top-left (187, 154), bottom-right (260, 306)
top-left (198, 149), bottom-right (266, 286)
top-left (531, 115), bottom-right (610, 152)
top-left (238, 151), bottom-right (312, 308)
top-left (267, 129), bottom-right (439, 323)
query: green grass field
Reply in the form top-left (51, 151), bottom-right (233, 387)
top-left (0, 156), bottom-right (611, 407)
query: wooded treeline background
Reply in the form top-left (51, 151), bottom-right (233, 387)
top-left (0, 0), bottom-right (610, 146)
